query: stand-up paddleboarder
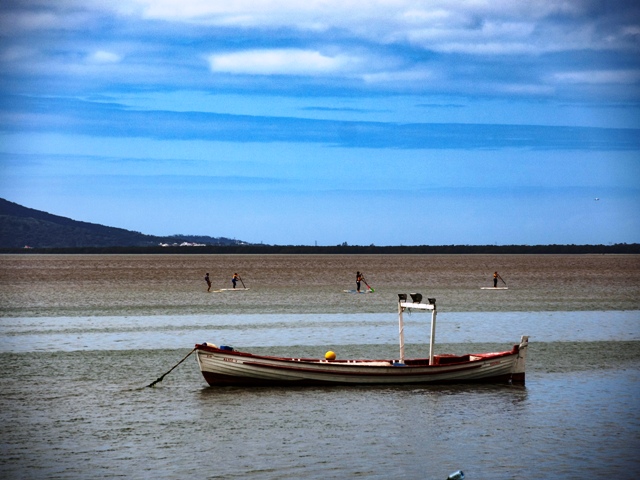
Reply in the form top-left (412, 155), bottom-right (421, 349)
top-left (493, 271), bottom-right (506, 287)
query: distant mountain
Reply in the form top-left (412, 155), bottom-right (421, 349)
top-left (0, 198), bottom-right (246, 248)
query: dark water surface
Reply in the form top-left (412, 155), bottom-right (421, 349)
top-left (1, 254), bottom-right (639, 479)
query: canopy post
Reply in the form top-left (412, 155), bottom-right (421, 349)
top-left (429, 305), bottom-right (437, 365)
top-left (397, 294), bottom-right (406, 363)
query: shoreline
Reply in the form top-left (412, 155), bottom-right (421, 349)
top-left (1, 243), bottom-right (638, 255)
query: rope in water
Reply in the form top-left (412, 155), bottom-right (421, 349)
top-left (147, 347), bottom-right (197, 388)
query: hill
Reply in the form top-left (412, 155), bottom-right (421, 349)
top-left (0, 198), bottom-right (245, 248)
top-left (1, 198), bottom-right (638, 254)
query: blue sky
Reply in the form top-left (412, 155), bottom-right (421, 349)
top-left (0, 0), bottom-right (639, 246)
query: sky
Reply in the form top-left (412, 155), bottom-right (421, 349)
top-left (0, 0), bottom-right (639, 246)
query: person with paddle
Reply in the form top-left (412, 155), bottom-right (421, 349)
top-left (356, 271), bottom-right (363, 293)
top-left (355, 272), bottom-right (374, 293)
top-left (493, 271), bottom-right (506, 287)
top-left (232, 273), bottom-right (240, 289)
top-left (204, 272), bottom-right (212, 292)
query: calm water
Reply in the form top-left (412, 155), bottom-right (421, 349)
top-left (1, 254), bottom-right (639, 479)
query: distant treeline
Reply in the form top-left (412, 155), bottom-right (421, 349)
top-left (1, 243), bottom-right (638, 254)
top-left (3, 199), bottom-right (638, 255)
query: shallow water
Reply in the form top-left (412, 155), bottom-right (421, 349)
top-left (2, 254), bottom-right (639, 317)
top-left (1, 311), bottom-right (638, 354)
top-left (1, 254), bottom-right (639, 479)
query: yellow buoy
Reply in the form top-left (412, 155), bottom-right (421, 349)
top-left (325, 351), bottom-right (336, 361)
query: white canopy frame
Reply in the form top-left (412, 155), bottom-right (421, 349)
top-left (397, 294), bottom-right (437, 365)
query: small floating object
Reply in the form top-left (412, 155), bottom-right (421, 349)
top-left (446, 471), bottom-right (464, 480)
top-left (325, 351), bottom-right (336, 361)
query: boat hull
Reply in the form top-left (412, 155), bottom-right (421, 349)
top-left (195, 337), bottom-right (528, 387)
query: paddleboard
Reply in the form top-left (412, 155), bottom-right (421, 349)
top-left (480, 287), bottom-right (508, 290)
top-left (216, 288), bottom-right (250, 292)
top-left (343, 289), bottom-right (372, 294)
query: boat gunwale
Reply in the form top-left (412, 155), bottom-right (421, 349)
top-left (195, 343), bottom-right (521, 371)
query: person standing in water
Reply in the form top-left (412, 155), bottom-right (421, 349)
top-left (356, 271), bottom-right (363, 293)
top-left (205, 272), bottom-right (212, 292)
top-left (232, 273), bottom-right (239, 289)
top-left (493, 271), bottom-right (499, 288)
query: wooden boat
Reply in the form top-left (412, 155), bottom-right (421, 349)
top-left (195, 294), bottom-right (528, 387)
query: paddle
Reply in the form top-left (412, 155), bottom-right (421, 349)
top-left (362, 276), bottom-right (375, 292)
top-left (147, 347), bottom-right (196, 387)
top-left (239, 275), bottom-right (246, 289)
top-left (498, 273), bottom-right (507, 286)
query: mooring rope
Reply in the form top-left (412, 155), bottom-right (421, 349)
top-left (147, 347), bottom-right (197, 388)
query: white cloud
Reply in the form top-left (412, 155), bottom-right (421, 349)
top-left (0, 11), bottom-right (59, 31)
top-left (621, 25), bottom-right (640, 37)
top-left (0, 46), bottom-right (38, 63)
top-left (208, 49), bottom-right (360, 76)
top-left (362, 68), bottom-right (434, 84)
top-left (128, 0), bottom-right (581, 28)
top-left (87, 51), bottom-right (122, 64)
top-left (432, 42), bottom-right (539, 55)
top-left (553, 70), bottom-right (640, 85)
top-left (125, 0), bottom-right (630, 56)
top-left (499, 83), bottom-right (555, 95)
top-left (3, 0), bottom-right (638, 100)
top-left (0, 7), bottom-right (100, 34)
